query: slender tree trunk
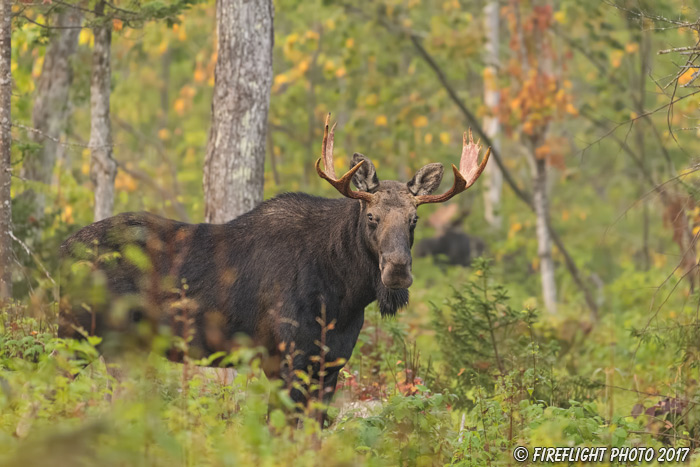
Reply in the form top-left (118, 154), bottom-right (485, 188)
top-left (89, 1), bottom-right (116, 222)
top-left (203, 0), bottom-right (273, 223)
top-left (0, 0), bottom-right (11, 299)
top-left (529, 5), bottom-right (556, 314)
top-left (530, 150), bottom-right (557, 314)
top-left (21, 10), bottom-right (81, 216)
top-left (267, 128), bottom-right (280, 186)
top-left (482, 0), bottom-right (502, 229)
top-left (636, 28), bottom-right (650, 271)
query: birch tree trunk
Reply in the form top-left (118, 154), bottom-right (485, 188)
top-left (203, 0), bottom-right (273, 223)
top-left (89, 1), bottom-right (117, 222)
top-left (0, 0), bottom-right (12, 299)
top-left (530, 147), bottom-right (557, 314)
top-left (21, 10), bottom-right (81, 216)
top-left (482, 0), bottom-right (502, 229)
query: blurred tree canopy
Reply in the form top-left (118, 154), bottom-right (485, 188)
top-left (4, 1), bottom-right (700, 464)
top-left (6, 0), bottom-right (700, 318)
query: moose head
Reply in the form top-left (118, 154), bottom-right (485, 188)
top-left (316, 114), bottom-right (490, 290)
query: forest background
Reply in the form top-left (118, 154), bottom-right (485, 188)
top-left (2, 0), bottom-right (700, 465)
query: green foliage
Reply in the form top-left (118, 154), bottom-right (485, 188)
top-left (431, 258), bottom-right (556, 405)
top-left (7, 0), bottom-right (700, 464)
top-left (346, 391), bottom-right (456, 464)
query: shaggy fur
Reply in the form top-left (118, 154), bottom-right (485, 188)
top-left (59, 158), bottom-right (444, 406)
top-left (60, 194), bottom-right (409, 403)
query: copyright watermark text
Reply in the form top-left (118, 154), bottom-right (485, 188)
top-left (512, 446), bottom-right (690, 463)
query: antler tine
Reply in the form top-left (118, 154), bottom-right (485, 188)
top-left (316, 113), bottom-right (374, 202)
top-left (321, 113), bottom-right (337, 179)
top-left (415, 129), bottom-right (491, 206)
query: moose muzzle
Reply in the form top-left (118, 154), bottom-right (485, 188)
top-left (380, 251), bottom-right (413, 289)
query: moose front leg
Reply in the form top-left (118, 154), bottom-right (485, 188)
top-left (315, 367), bottom-right (341, 427)
top-left (278, 352), bottom-right (341, 426)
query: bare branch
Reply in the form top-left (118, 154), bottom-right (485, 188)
top-left (659, 46), bottom-right (700, 55)
top-left (342, 3), bottom-right (600, 318)
top-left (9, 231), bottom-right (56, 287)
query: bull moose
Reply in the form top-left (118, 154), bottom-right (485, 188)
top-left (58, 114), bottom-right (490, 410)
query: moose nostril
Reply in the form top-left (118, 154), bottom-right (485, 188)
top-left (380, 266), bottom-right (413, 289)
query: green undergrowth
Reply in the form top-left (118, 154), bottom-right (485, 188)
top-left (1, 260), bottom-right (700, 465)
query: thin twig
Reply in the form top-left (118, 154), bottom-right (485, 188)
top-left (8, 231), bottom-right (56, 287)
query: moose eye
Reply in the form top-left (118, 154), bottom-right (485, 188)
top-left (410, 215), bottom-right (419, 226)
top-left (367, 213), bottom-right (379, 224)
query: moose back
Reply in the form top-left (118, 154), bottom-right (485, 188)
top-left (59, 115), bottom-right (490, 406)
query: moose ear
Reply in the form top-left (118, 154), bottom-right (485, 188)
top-left (407, 163), bottom-right (444, 196)
top-left (350, 153), bottom-right (380, 193)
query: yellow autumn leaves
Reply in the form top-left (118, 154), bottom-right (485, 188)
top-left (412, 115), bottom-right (428, 128)
top-left (274, 27), bottom-right (353, 93)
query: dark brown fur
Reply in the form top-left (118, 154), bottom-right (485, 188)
top-left (59, 155), bottom-right (445, 408)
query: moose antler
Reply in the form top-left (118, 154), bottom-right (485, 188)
top-left (316, 113), bottom-right (375, 202)
top-left (415, 129), bottom-right (491, 205)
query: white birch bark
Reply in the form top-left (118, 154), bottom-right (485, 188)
top-left (0, 0), bottom-right (12, 299)
top-left (89, 1), bottom-right (117, 222)
top-left (531, 150), bottom-right (557, 314)
top-left (482, 0), bottom-right (502, 229)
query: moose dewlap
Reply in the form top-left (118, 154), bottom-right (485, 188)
top-left (59, 114), bottom-right (490, 407)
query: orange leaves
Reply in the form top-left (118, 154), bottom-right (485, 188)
top-left (115, 169), bottom-right (138, 192)
top-left (678, 68), bottom-right (697, 86)
top-left (173, 85), bottom-right (196, 116)
top-left (375, 115), bottom-right (388, 126)
top-left (499, 64), bottom-right (576, 137)
top-left (412, 115), bottom-right (428, 128)
top-left (157, 128), bottom-right (170, 141)
top-left (521, 5), bottom-right (553, 34)
top-left (535, 145), bottom-right (549, 159)
top-left (534, 136), bottom-right (568, 170)
top-left (60, 204), bottom-right (74, 224)
top-left (501, 70), bottom-right (568, 136)
top-left (193, 68), bottom-right (206, 83)
top-left (508, 221), bottom-right (523, 239)
top-left (172, 23), bottom-right (187, 41)
top-left (273, 56), bottom-right (320, 92)
top-left (499, 1), bottom-right (576, 148)
top-left (610, 50), bottom-right (624, 68)
top-left (304, 30), bottom-right (319, 41)
top-left (173, 99), bottom-right (185, 115)
top-left (180, 85), bottom-right (196, 99)
top-left (192, 48), bottom-right (216, 87)
top-left (273, 30), bottom-right (330, 92)
top-left (625, 42), bottom-right (639, 54)
top-left (297, 58), bottom-right (310, 73)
